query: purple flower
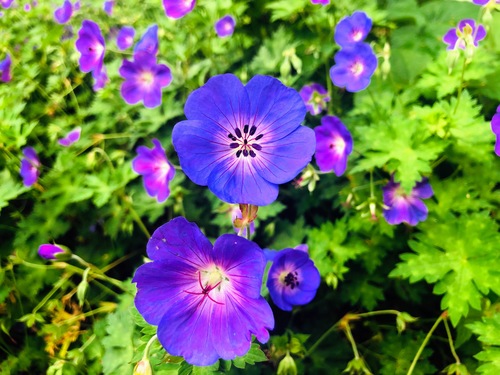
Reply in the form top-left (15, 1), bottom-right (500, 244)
top-left (230, 205), bottom-right (255, 237)
top-left (172, 74), bottom-right (316, 206)
top-left (20, 147), bottom-right (41, 187)
top-left (132, 139), bottom-right (175, 202)
top-left (472, 0), bottom-right (500, 5)
top-left (0, 0), bottom-right (14, 8)
top-left (75, 20), bottom-right (106, 74)
top-left (215, 15), bottom-right (236, 38)
top-left (329, 43), bottom-right (378, 92)
top-left (74, 0), bottom-right (80, 10)
top-left (103, 0), bottom-right (113, 15)
top-left (133, 217), bottom-right (274, 366)
top-left (58, 127), bottom-right (81, 147)
top-left (314, 115), bottom-right (353, 176)
top-left (334, 11), bottom-right (372, 48)
top-left (116, 26), bottom-right (135, 50)
top-left (382, 178), bottom-right (434, 226)
top-left (491, 105), bottom-right (500, 157)
top-left (133, 25), bottom-right (158, 57)
top-left (0, 53), bottom-right (12, 82)
top-left (311, 0), bottom-right (329, 4)
top-left (119, 52), bottom-right (172, 108)
top-left (162, 0), bottom-right (195, 19)
top-left (54, 1), bottom-right (73, 24)
top-left (266, 248), bottom-right (320, 311)
top-left (442, 19), bottom-right (486, 51)
top-left (299, 83), bottom-right (330, 115)
top-left (92, 66), bottom-right (108, 91)
top-left (38, 244), bottom-right (71, 260)
top-left (23, 3), bottom-right (30, 11)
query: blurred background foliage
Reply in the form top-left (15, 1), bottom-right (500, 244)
top-left (0, 0), bottom-right (499, 374)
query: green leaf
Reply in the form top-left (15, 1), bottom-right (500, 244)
top-left (232, 343), bottom-right (268, 369)
top-left (468, 313), bottom-right (500, 375)
top-left (0, 169), bottom-right (28, 213)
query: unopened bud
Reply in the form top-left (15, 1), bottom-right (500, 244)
top-left (38, 244), bottom-right (72, 261)
top-left (277, 353), bottom-right (297, 375)
top-left (134, 358), bottom-right (153, 375)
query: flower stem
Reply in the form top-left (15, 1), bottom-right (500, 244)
top-left (305, 318), bottom-right (341, 356)
top-left (32, 273), bottom-right (71, 314)
top-left (453, 57), bottom-right (467, 115)
top-left (343, 322), bottom-right (360, 359)
top-left (143, 334), bottom-right (158, 359)
top-left (443, 317), bottom-right (461, 365)
top-left (407, 311), bottom-right (446, 375)
top-left (356, 309), bottom-right (401, 319)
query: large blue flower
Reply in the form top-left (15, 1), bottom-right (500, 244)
top-left (133, 217), bottom-right (274, 366)
top-left (172, 74), bottom-right (316, 206)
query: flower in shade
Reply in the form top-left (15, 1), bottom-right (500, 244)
top-left (314, 115), bottom-right (353, 176)
top-left (58, 127), bottom-right (81, 147)
top-left (491, 105), bottom-right (500, 157)
top-left (119, 52), bottom-right (172, 108)
top-left (442, 19), bottom-right (486, 52)
top-left (0, 0), bottom-right (14, 8)
top-left (38, 244), bottom-right (71, 260)
top-left (329, 43), bottom-right (378, 92)
top-left (266, 247), bottom-right (320, 311)
top-left (230, 205), bottom-right (255, 237)
top-left (162, 0), bottom-right (195, 19)
top-left (299, 83), bottom-right (330, 115)
top-left (215, 15), bottom-right (236, 38)
top-left (133, 25), bottom-right (158, 57)
top-left (172, 74), bottom-right (316, 206)
top-left (334, 11), bottom-right (372, 48)
top-left (311, 0), bottom-right (329, 4)
top-left (116, 26), bottom-right (135, 50)
top-left (133, 217), bottom-right (274, 366)
top-left (54, 0), bottom-right (73, 24)
top-left (382, 177), bottom-right (434, 226)
top-left (103, 0), bottom-right (113, 15)
top-left (20, 147), bottom-right (41, 187)
top-left (75, 20), bottom-right (106, 74)
top-left (0, 53), bottom-right (12, 82)
top-left (132, 139), bottom-right (175, 202)
top-left (92, 67), bottom-right (108, 91)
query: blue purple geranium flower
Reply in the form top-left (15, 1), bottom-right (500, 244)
top-left (230, 205), bottom-right (255, 237)
top-left (442, 19), bottom-right (486, 51)
top-left (472, 0), bottom-right (500, 5)
top-left (0, 0), bottom-right (13, 8)
top-left (133, 217), bottom-right (274, 366)
top-left (215, 15), bottom-right (236, 38)
top-left (134, 25), bottom-right (158, 57)
top-left (92, 66), bottom-right (108, 91)
top-left (162, 0), bottom-right (195, 19)
top-left (0, 53), bottom-right (11, 82)
top-left (382, 177), bottom-right (433, 226)
top-left (58, 127), bottom-right (81, 147)
top-left (299, 83), bottom-right (330, 115)
top-left (314, 115), bottom-right (353, 176)
top-left (20, 147), bottom-right (41, 187)
top-left (334, 11), bottom-right (372, 48)
top-left (172, 74), bottom-right (316, 206)
top-left (54, 0), bottom-right (72, 24)
top-left (311, 0), bottom-right (329, 4)
top-left (103, 0), bottom-right (113, 15)
top-left (491, 105), bottom-right (500, 157)
top-left (116, 26), bottom-right (135, 50)
top-left (75, 20), bottom-right (105, 75)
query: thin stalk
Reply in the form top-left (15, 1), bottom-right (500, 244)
top-left (143, 334), bottom-right (158, 359)
top-left (32, 274), bottom-right (71, 314)
top-left (453, 58), bottom-right (467, 115)
top-left (305, 318), bottom-right (341, 356)
top-left (356, 310), bottom-right (401, 319)
top-left (443, 318), bottom-right (461, 365)
top-left (343, 323), bottom-right (360, 359)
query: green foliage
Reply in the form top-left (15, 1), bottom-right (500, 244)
top-left (468, 312), bottom-right (500, 375)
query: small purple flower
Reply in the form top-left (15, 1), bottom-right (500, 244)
top-left (74, 0), bottom-right (80, 10)
top-left (382, 178), bottom-right (434, 226)
top-left (92, 67), bottom-right (108, 91)
top-left (132, 139), bottom-right (175, 202)
top-left (119, 52), bottom-right (172, 108)
top-left (329, 43), bottom-right (378, 92)
top-left (334, 11), bottom-right (372, 48)
top-left (75, 20), bottom-right (106, 74)
top-left (103, 0), bottom-right (113, 15)
top-left (0, 0), bottom-right (14, 8)
top-left (472, 0), bottom-right (500, 5)
top-left (491, 105), bottom-right (500, 157)
top-left (172, 74), bottom-right (316, 206)
top-left (0, 53), bottom-right (12, 82)
top-left (266, 248), bottom-right (320, 311)
top-left (215, 15), bottom-right (236, 38)
top-left (133, 25), bottom-right (158, 57)
top-left (38, 244), bottom-right (71, 260)
top-left (230, 205), bottom-right (255, 237)
top-left (299, 83), bottom-right (330, 115)
top-left (162, 0), bottom-right (195, 19)
top-left (314, 115), bottom-right (353, 176)
top-left (116, 26), bottom-right (135, 50)
top-left (54, 0), bottom-right (73, 24)
top-left (23, 3), bottom-right (30, 11)
top-left (442, 19), bottom-right (486, 51)
top-left (20, 147), bottom-right (41, 187)
top-left (58, 127), bottom-right (81, 147)
top-left (311, 0), bottom-right (329, 4)
top-left (133, 217), bottom-right (274, 366)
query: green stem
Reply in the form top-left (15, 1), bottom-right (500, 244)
top-left (305, 318), bottom-right (341, 356)
top-left (65, 259), bottom-right (130, 293)
top-left (143, 334), bottom-right (158, 359)
top-left (344, 323), bottom-right (360, 359)
top-left (443, 318), bottom-right (461, 365)
top-left (32, 273), bottom-right (71, 314)
top-left (453, 58), bottom-right (467, 115)
top-left (356, 310), bottom-right (401, 319)
top-left (407, 312), bottom-right (445, 375)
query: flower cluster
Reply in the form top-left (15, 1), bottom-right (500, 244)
top-left (330, 11), bottom-right (377, 92)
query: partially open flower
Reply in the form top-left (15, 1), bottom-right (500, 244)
top-left (20, 147), bottom-right (40, 187)
top-left (38, 244), bottom-right (72, 260)
top-left (162, 0), bottom-right (195, 19)
top-left (215, 15), bottom-right (236, 38)
top-left (58, 127), bottom-right (81, 147)
top-left (54, 0), bottom-right (72, 24)
top-left (299, 83), bottom-right (330, 116)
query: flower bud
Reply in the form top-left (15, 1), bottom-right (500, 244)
top-left (277, 353), bottom-right (297, 375)
top-left (38, 244), bottom-right (72, 261)
top-left (133, 358), bottom-right (153, 375)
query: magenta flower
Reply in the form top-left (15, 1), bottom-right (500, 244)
top-left (491, 105), bottom-right (500, 157)
top-left (329, 43), bottom-right (378, 92)
top-left (382, 178), bottom-right (434, 226)
top-left (334, 11), bottom-right (372, 48)
top-left (215, 15), bottom-right (236, 38)
top-left (472, 0), bottom-right (500, 5)
top-left (172, 74), bottom-right (316, 206)
top-left (299, 83), bottom-right (330, 115)
top-left (103, 0), bottom-right (113, 15)
top-left (58, 127), bottom-right (81, 147)
top-left (0, 53), bottom-right (12, 82)
top-left (54, 0), bottom-right (73, 24)
top-left (266, 248), bottom-right (320, 311)
top-left (133, 217), bottom-right (274, 366)
top-left (162, 0), bottom-right (195, 19)
top-left (23, 3), bottom-right (30, 11)
top-left (314, 115), bottom-right (353, 176)
top-left (20, 147), bottom-right (41, 187)
top-left (133, 25), bottom-right (158, 57)
top-left (132, 139), bottom-right (175, 202)
top-left (311, 0), bottom-right (329, 4)
top-left (230, 205), bottom-right (255, 237)
top-left (38, 244), bottom-right (71, 260)
top-left (116, 26), bottom-right (135, 50)
top-left (442, 19), bottom-right (486, 51)
top-left (75, 20), bottom-right (106, 74)
top-left (0, 0), bottom-right (14, 8)
top-left (119, 52), bottom-right (172, 108)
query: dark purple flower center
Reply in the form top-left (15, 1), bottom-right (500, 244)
top-left (284, 271), bottom-right (299, 289)
top-left (227, 124), bottom-right (265, 158)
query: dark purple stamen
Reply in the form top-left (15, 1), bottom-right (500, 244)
top-left (284, 271), bottom-right (299, 289)
top-left (236, 150), bottom-right (242, 158)
top-left (255, 134), bottom-right (264, 141)
top-left (230, 143), bottom-right (239, 149)
top-left (250, 150), bottom-right (256, 158)
top-left (227, 125), bottom-right (265, 158)
top-left (249, 126), bottom-right (257, 136)
top-left (234, 128), bottom-right (242, 138)
top-left (243, 150), bottom-right (248, 157)
top-left (253, 144), bottom-right (262, 151)
top-left (244, 124), bottom-right (249, 134)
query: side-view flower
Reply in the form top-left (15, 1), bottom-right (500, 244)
top-left (162, 0), bottom-right (195, 19)
top-left (75, 20), bottom-right (105, 75)
top-left (442, 19), bottom-right (486, 51)
top-left (0, 53), bottom-right (11, 82)
top-left (20, 147), bottom-right (41, 187)
top-left (54, 0), bottom-right (73, 24)
top-left (133, 217), bottom-right (274, 366)
top-left (491, 105), bottom-right (500, 157)
top-left (58, 127), bottom-right (81, 147)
